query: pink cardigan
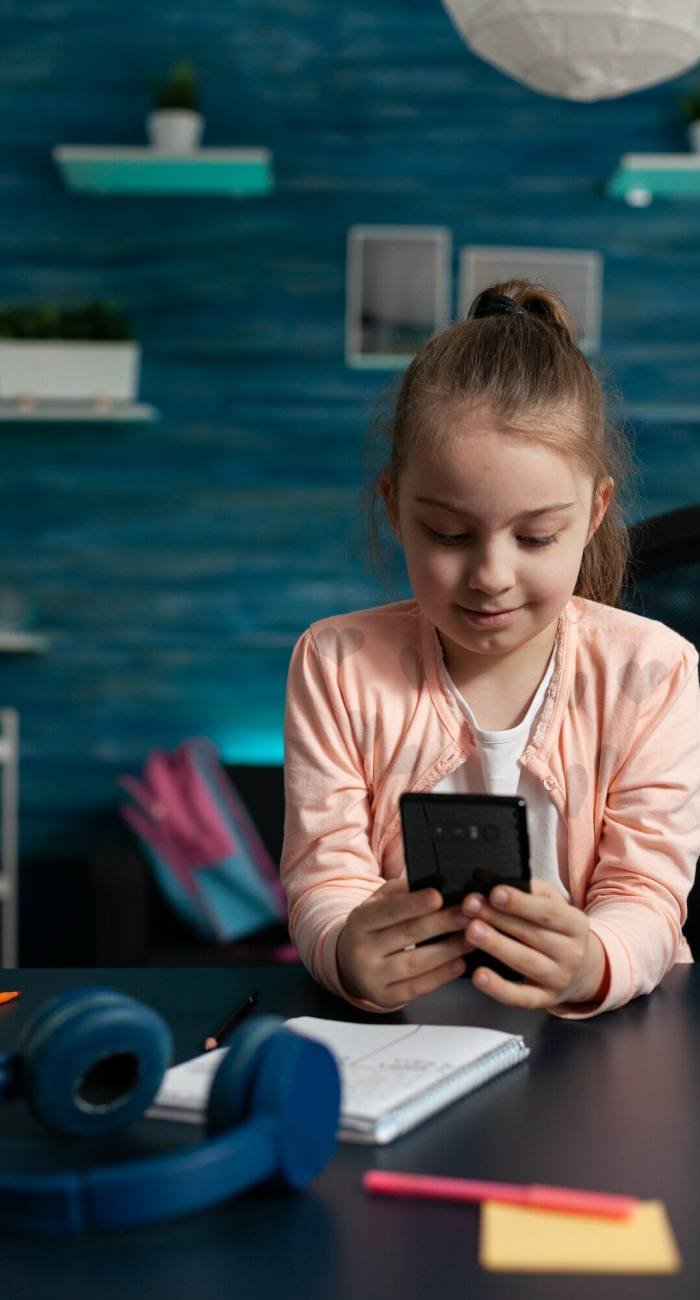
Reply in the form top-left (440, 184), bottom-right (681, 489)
top-left (281, 596), bottom-right (700, 1018)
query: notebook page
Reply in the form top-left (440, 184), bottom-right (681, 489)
top-left (286, 1019), bottom-right (523, 1124)
top-left (147, 1046), bottom-right (226, 1122)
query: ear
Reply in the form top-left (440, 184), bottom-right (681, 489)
top-left (586, 476), bottom-right (614, 544)
top-left (379, 474), bottom-right (401, 539)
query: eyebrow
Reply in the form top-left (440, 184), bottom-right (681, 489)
top-left (414, 496), bottom-right (576, 524)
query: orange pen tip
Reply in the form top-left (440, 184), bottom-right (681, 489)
top-left (0, 991), bottom-right (20, 1004)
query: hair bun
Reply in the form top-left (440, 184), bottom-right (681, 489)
top-left (469, 278), bottom-right (577, 343)
top-left (471, 291), bottom-right (527, 320)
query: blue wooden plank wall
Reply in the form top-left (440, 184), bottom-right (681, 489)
top-left (0, 1), bottom-right (698, 861)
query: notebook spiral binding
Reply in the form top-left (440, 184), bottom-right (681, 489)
top-left (347, 1036), bottom-right (530, 1145)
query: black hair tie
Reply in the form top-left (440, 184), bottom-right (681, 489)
top-left (471, 291), bottom-right (528, 320)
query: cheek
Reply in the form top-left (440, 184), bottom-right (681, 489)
top-left (405, 552), bottom-right (454, 604)
top-left (414, 548), bottom-right (457, 587)
top-left (536, 544), bottom-right (584, 596)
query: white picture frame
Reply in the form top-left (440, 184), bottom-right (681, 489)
top-left (458, 246), bottom-right (603, 353)
top-left (346, 225), bottom-right (452, 368)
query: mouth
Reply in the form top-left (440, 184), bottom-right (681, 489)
top-left (459, 605), bottom-right (521, 627)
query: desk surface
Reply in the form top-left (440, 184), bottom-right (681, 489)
top-left (0, 965), bottom-right (698, 1300)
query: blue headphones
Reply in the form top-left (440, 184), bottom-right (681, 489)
top-left (0, 986), bottom-right (341, 1235)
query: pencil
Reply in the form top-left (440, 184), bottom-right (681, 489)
top-left (203, 988), bottom-right (260, 1051)
top-left (0, 991), bottom-right (20, 1005)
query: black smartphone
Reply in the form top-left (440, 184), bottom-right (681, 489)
top-left (400, 792), bottom-right (531, 982)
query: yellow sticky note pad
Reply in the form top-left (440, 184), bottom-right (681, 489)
top-left (480, 1199), bottom-right (681, 1274)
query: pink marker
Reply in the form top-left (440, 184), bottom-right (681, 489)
top-left (363, 1170), bottom-right (638, 1219)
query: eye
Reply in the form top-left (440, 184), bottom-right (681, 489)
top-left (426, 527), bottom-right (558, 548)
top-left (427, 528), bottom-right (470, 546)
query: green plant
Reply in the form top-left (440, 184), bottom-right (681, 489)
top-left (153, 61), bottom-right (199, 112)
top-left (681, 86), bottom-right (700, 122)
top-left (0, 301), bottom-right (134, 341)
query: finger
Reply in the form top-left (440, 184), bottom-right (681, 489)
top-left (359, 880), bottom-right (443, 934)
top-left (465, 918), bottom-right (561, 986)
top-left (383, 904), bottom-right (472, 955)
top-left (462, 904), bottom-right (571, 962)
top-left (470, 964), bottom-right (555, 1010)
top-left (383, 951), bottom-right (468, 1006)
top-left (385, 929), bottom-right (472, 981)
top-left (467, 882), bottom-right (581, 938)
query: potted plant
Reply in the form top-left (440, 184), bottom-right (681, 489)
top-left (0, 302), bottom-right (141, 409)
top-left (681, 85), bottom-right (700, 152)
top-left (146, 61), bottom-right (203, 152)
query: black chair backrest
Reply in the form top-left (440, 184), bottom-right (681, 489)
top-left (224, 764), bottom-right (285, 866)
top-left (622, 505), bottom-right (700, 652)
top-left (622, 505), bottom-right (700, 956)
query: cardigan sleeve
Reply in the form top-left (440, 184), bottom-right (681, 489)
top-left (554, 641), bottom-right (700, 1020)
top-left (280, 628), bottom-right (389, 1007)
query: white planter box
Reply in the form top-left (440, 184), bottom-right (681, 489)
top-left (146, 110), bottom-right (204, 152)
top-left (0, 341), bottom-right (141, 402)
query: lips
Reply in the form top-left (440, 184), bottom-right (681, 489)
top-left (459, 605), bottom-right (521, 628)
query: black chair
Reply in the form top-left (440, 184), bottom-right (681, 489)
top-left (623, 504), bottom-right (700, 651)
top-left (622, 504), bottom-right (700, 956)
top-left (20, 764), bottom-right (291, 968)
top-left (99, 763), bottom-right (293, 967)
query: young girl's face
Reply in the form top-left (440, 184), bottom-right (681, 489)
top-left (383, 407), bottom-right (612, 672)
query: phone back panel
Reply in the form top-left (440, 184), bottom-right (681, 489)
top-left (400, 793), bottom-right (530, 906)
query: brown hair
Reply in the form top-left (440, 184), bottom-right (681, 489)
top-left (363, 278), bottom-right (636, 607)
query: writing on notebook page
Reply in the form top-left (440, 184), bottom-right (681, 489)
top-left (330, 1035), bottom-right (467, 1109)
top-left (285, 1019), bottom-right (529, 1142)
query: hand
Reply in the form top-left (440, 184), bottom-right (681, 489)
top-left (461, 879), bottom-right (609, 1010)
top-left (336, 879), bottom-right (473, 1009)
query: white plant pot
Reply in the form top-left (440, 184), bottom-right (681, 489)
top-left (146, 109), bottom-right (204, 152)
top-left (688, 120), bottom-right (700, 152)
top-left (0, 341), bottom-right (141, 403)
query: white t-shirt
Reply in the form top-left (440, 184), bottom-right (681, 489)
top-left (433, 652), bottom-right (570, 899)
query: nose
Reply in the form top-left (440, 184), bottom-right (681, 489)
top-left (465, 540), bottom-right (516, 598)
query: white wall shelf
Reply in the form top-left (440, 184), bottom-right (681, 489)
top-left (0, 631), bottom-right (50, 654)
top-left (608, 154), bottom-right (700, 205)
top-left (0, 400), bottom-right (159, 423)
top-left (53, 146), bottom-right (274, 197)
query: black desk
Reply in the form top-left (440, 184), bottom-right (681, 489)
top-left (1, 965), bottom-right (698, 1299)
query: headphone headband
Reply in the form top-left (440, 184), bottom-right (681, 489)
top-left (0, 988), bottom-right (340, 1234)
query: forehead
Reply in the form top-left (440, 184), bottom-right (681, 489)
top-left (402, 422), bottom-right (591, 515)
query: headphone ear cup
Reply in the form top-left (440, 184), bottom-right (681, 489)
top-left (18, 987), bottom-right (173, 1137)
top-left (206, 1015), bottom-right (288, 1131)
top-left (207, 1017), bottom-right (340, 1190)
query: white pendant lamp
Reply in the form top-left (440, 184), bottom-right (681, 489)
top-left (441, 0), bottom-right (700, 101)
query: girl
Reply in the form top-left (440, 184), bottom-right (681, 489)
top-left (281, 280), bottom-right (700, 1019)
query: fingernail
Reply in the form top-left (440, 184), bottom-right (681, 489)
top-left (475, 970), bottom-right (490, 987)
top-left (464, 895), bottom-right (482, 915)
top-left (469, 921), bottom-right (486, 941)
top-left (493, 888), bottom-right (508, 907)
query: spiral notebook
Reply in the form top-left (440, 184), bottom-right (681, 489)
top-left (147, 1018), bottom-right (529, 1145)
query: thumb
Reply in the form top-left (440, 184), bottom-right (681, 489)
top-left (375, 876), bottom-right (408, 896)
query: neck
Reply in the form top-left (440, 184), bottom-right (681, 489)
top-left (439, 616), bottom-right (560, 694)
